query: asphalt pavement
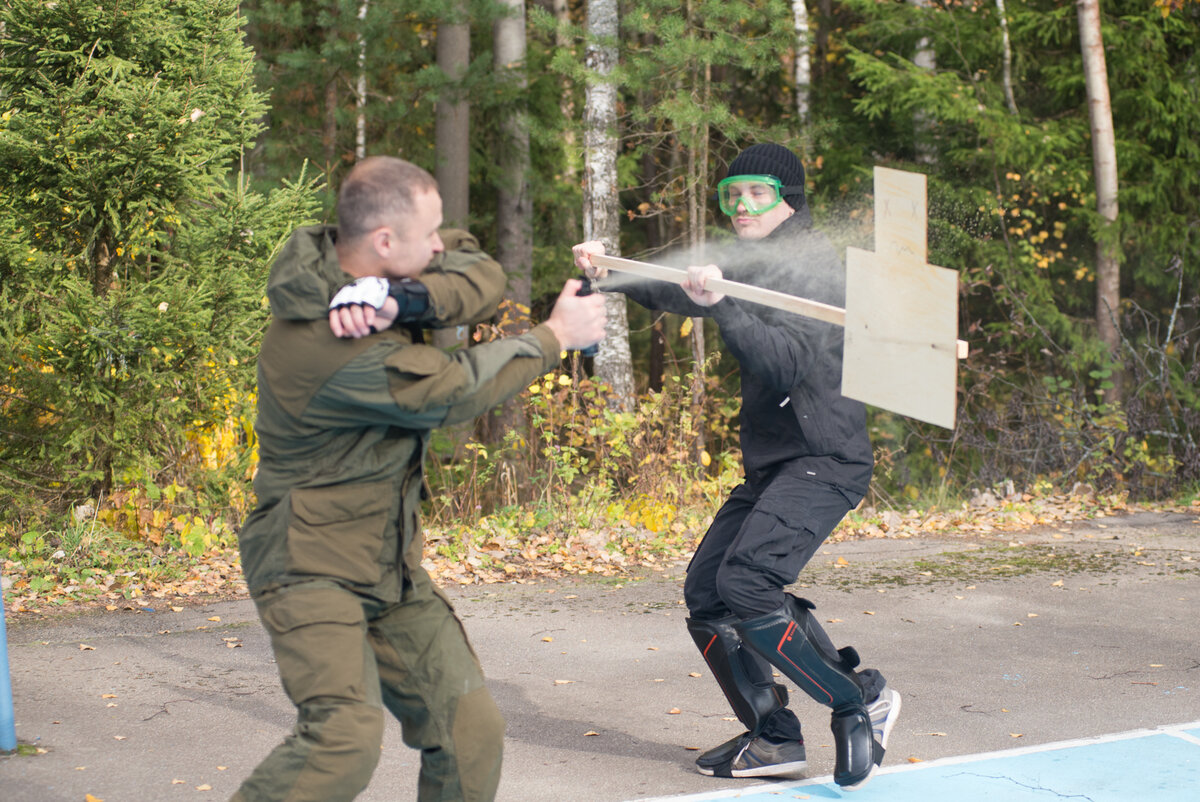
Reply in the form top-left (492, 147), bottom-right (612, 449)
top-left (2, 510), bottom-right (1198, 801)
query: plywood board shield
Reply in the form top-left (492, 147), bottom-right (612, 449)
top-left (841, 167), bottom-right (960, 429)
top-left (843, 247), bottom-right (960, 429)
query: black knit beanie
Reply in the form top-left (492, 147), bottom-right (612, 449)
top-left (726, 143), bottom-right (807, 211)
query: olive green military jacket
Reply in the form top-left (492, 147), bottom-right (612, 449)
top-left (239, 225), bottom-right (561, 601)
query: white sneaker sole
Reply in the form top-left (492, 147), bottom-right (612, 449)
top-left (696, 762), bottom-right (808, 779)
top-left (839, 763), bottom-right (878, 792)
top-left (696, 760), bottom-right (808, 779)
top-left (731, 759), bottom-right (807, 778)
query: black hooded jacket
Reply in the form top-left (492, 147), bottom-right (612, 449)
top-left (609, 214), bottom-right (873, 496)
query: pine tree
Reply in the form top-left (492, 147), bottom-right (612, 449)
top-left (0, 0), bottom-right (318, 515)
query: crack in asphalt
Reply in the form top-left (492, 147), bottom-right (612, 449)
top-left (951, 771), bottom-right (1097, 800)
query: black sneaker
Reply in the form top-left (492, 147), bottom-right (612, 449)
top-left (695, 732), bottom-right (749, 774)
top-left (696, 733), bottom-right (807, 779)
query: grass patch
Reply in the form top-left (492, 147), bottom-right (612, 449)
top-left (809, 544), bottom-right (1131, 590)
top-left (3, 520), bottom-right (243, 612)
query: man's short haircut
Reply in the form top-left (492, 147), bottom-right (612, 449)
top-left (336, 157), bottom-right (438, 244)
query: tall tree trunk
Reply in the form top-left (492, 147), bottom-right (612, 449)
top-left (554, 0), bottom-right (580, 238)
top-left (996, 0), bottom-right (1018, 115)
top-left (642, 140), bottom-right (666, 393)
top-left (815, 0), bottom-right (832, 79)
top-left (355, 0), bottom-right (369, 161)
top-left (494, 0), bottom-right (532, 315)
top-left (320, 0), bottom-right (342, 200)
top-left (686, 127), bottom-right (706, 385)
top-left (323, 65), bottom-right (339, 208)
top-left (485, 0), bottom-right (533, 443)
top-left (1077, 0), bottom-right (1122, 402)
top-left (684, 2), bottom-right (709, 456)
top-left (434, 2), bottom-right (471, 352)
top-left (792, 0), bottom-right (811, 136)
top-left (436, 3), bottom-right (470, 229)
top-left (686, 136), bottom-right (707, 457)
top-left (909, 0), bottom-right (937, 164)
top-left (584, 0), bottom-right (635, 409)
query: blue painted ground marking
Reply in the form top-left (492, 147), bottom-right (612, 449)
top-left (632, 720), bottom-right (1200, 801)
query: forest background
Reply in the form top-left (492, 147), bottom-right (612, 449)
top-left (1, 0), bottom-right (1198, 606)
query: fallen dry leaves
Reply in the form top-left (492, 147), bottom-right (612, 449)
top-left (3, 545), bottom-right (247, 614)
top-left (4, 490), bottom-right (1192, 614)
top-left (830, 487), bottom-right (1150, 543)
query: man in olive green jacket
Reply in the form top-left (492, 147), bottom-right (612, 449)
top-left (233, 157), bottom-right (605, 802)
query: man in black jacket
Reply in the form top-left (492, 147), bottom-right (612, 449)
top-left (573, 144), bottom-right (899, 790)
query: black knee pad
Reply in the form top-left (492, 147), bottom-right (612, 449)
top-left (831, 703), bottom-right (883, 788)
top-left (687, 615), bottom-right (788, 734)
top-left (734, 594), bottom-right (865, 710)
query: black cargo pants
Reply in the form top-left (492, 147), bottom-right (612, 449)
top-left (684, 473), bottom-right (858, 621)
top-left (683, 473), bottom-right (882, 741)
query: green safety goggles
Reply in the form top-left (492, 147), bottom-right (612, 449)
top-left (716, 174), bottom-right (787, 216)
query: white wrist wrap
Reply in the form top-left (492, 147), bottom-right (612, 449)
top-left (330, 276), bottom-right (389, 310)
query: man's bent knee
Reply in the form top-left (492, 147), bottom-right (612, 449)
top-left (296, 696), bottom-right (386, 775)
top-left (236, 699), bottom-right (385, 802)
top-left (715, 561), bottom-right (789, 620)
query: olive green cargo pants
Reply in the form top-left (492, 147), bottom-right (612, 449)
top-left (232, 569), bottom-right (504, 802)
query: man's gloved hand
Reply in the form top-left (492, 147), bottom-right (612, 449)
top-left (329, 277), bottom-right (432, 338)
top-left (330, 276), bottom-right (390, 311)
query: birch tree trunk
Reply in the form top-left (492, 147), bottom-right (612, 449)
top-left (996, 0), bottom-right (1018, 115)
top-left (792, 0), bottom-right (811, 133)
top-left (584, 0), bottom-right (635, 409)
top-left (355, 0), bottom-right (369, 161)
top-left (685, 127), bottom-right (706, 388)
top-left (909, 0), bottom-right (937, 164)
top-left (1077, 0), bottom-right (1123, 401)
top-left (683, 1), bottom-right (710, 456)
top-left (686, 134), bottom-right (707, 456)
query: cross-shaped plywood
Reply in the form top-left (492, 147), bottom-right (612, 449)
top-left (842, 167), bottom-right (960, 429)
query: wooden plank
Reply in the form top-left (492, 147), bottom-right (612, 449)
top-left (591, 253), bottom-right (967, 357)
top-left (591, 253), bottom-right (846, 326)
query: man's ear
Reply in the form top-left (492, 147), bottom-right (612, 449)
top-left (370, 226), bottom-right (393, 259)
